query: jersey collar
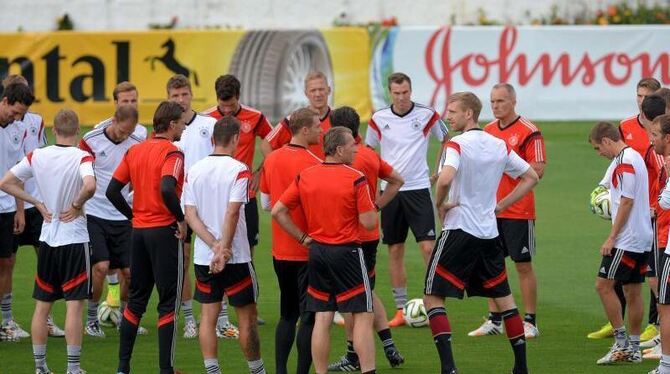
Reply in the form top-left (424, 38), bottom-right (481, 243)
top-left (103, 127), bottom-right (123, 145)
top-left (320, 107), bottom-right (331, 121)
top-left (185, 110), bottom-right (198, 126)
top-left (287, 143), bottom-right (307, 149)
top-left (497, 115), bottom-right (521, 131)
top-left (466, 127), bottom-right (483, 132)
top-left (391, 102), bottom-right (415, 118)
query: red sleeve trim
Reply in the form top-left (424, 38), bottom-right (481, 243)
top-left (236, 169), bottom-right (252, 181)
top-left (27, 151), bottom-right (33, 165)
top-left (79, 139), bottom-right (95, 159)
top-left (81, 155), bottom-right (94, 164)
top-left (612, 163), bottom-right (635, 188)
top-left (423, 112), bottom-right (440, 136)
top-left (354, 176), bottom-right (367, 186)
top-left (446, 141), bottom-right (461, 154)
top-left (368, 119), bottom-right (382, 140)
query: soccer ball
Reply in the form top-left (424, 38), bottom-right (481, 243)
top-left (97, 301), bottom-right (122, 327)
top-left (590, 186), bottom-right (612, 220)
top-left (403, 298), bottom-right (428, 328)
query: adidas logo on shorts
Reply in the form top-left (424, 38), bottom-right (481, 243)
top-left (521, 246), bottom-right (529, 254)
top-left (600, 266), bottom-right (606, 274)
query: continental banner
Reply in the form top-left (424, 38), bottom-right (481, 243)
top-left (0, 28), bottom-right (371, 126)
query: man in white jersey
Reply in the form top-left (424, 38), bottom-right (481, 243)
top-left (0, 109), bottom-right (96, 374)
top-left (0, 82), bottom-right (35, 341)
top-left (79, 106), bottom-right (145, 338)
top-left (365, 72), bottom-right (448, 326)
top-left (168, 74), bottom-right (216, 339)
top-left (184, 116), bottom-right (266, 374)
top-left (589, 121), bottom-right (652, 365)
top-left (423, 92), bottom-right (538, 374)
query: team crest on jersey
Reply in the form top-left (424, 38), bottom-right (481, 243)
top-left (508, 133), bottom-right (519, 146)
top-left (199, 127), bottom-right (210, 138)
top-left (240, 121), bottom-right (252, 133)
top-left (10, 133), bottom-right (20, 145)
top-left (411, 119), bottom-right (421, 131)
top-left (29, 126), bottom-right (38, 136)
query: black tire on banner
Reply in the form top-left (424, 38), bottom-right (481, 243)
top-left (229, 30), bottom-right (334, 123)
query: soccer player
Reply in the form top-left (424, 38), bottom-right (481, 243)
top-left (656, 88), bottom-right (670, 113)
top-left (365, 72), bottom-right (448, 326)
top-left (0, 82), bottom-right (35, 341)
top-left (424, 92), bottom-right (538, 374)
top-left (468, 83), bottom-right (546, 339)
top-left (261, 71), bottom-right (332, 159)
top-left (273, 127), bottom-right (378, 374)
top-left (259, 108), bottom-right (322, 374)
top-left (202, 74), bottom-right (273, 337)
top-left (107, 101), bottom-right (186, 374)
top-left (589, 121), bottom-right (652, 365)
top-left (0, 108), bottom-right (96, 374)
top-left (78, 106), bottom-right (144, 338)
top-left (168, 74), bottom-right (217, 339)
top-left (327, 106), bottom-right (406, 371)
top-left (184, 116), bottom-right (266, 374)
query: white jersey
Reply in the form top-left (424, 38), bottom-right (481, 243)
top-left (10, 145), bottom-right (95, 247)
top-left (174, 112), bottom-right (216, 173)
top-left (440, 129), bottom-right (530, 239)
top-left (365, 103), bottom-right (448, 191)
top-left (0, 121), bottom-right (27, 213)
top-left (19, 112), bottom-right (48, 209)
top-left (80, 127), bottom-right (142, 221)
top-left (94, 117), bottom-right (147, 141)
top-left (600, 147), bottom-right (652, 253)
top-left (183, 155), bottom-right (250, 265)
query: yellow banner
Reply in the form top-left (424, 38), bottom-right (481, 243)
top-left (0, 28), bottom-right (371, 126)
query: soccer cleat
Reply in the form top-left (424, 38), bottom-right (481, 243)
top-left (628, 347), bottom-right (642, 363)
top-left (35, 368), bottom-right (53, 374)
top-left (4, 320), bottom-right (30, 338)
top-left (523, 321), bottom-right (539, 339)
top-left (643, 344), bottom-right (662, 360)
top-left (106, 283), bottom-right (120, 308)
top-left (327, 355), bottom-right (360, 372)
top-left (384, 346), bottom-right (405, 367)
top-left (183, 319), bottom-right (197, 339)
top-left (649, 369), bottom-right (661, 374)
top-left (116, 324), bottom-right (149, 335)
top-left (468, 318), bottom-right (503, 337)
top-left (257, 316), bottom-right (266, 326)
top-left (47, 319), bottom-right (65, 338)
top-left (596, 343), bottom-right (633, 364)
top-left (333, 311), bottom-right (345, 326)
top-left (641, 334), bottom-right (661, 349)
top-left (642, 324), bottom-right (660, 341)
top-left (587, 322), bottom-right (614, 339)
top-left (85, 321), bottom-right (106, 338)
top-left (0, 322), bottom-right (19, 341)
top-left (66, 369), bottom-right (87, 374)
top-left (215, 322), bottom-right (239, 339)
top-left (388, 310), bottom-right (406, 328)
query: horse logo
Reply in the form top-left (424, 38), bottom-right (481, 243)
top-left (145, 38), bottom-right (199, 86)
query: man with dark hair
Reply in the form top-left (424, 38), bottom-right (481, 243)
top-left (365, 71), bottom-right (448, 327)
top-left (327, 106), bottom-right (406, 371)
top-left (107, 101), bottom-right (186, 374)
top-left (0, 108), bottom-right (96, 374)
top-left (259, 107), bottom-right (321, 374)
top-left (273, 127), bottom-right (378, 374)
top-left (203, 74), bottom-right (273, 337)
top-left (655, 88), bottom-right (670, 113)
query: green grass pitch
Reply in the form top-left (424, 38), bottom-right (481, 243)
top-left (1, 121), bottom-right (657, 373)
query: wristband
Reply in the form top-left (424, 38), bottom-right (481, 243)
top-left (299, 233), bottom-right (307, 244)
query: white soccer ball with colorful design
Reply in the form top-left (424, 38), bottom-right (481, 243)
top-left (97, 301), bottom-right (122, 327)
top-left (403, 298), bottom-right (428, 327)
top-left (590, 185), bottom-right (611, 220)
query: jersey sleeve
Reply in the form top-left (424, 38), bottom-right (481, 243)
top-left (231, 168), bottom-right (251, 203)
top-left (255, 114), bottom-right (273, 139)
top-left (618, 164), bottom-right (638, 199)
top-left (79, 159), bottom-right (95, 179)
top-left (365, 118), bottom-right (381, 148)
top-left (182, 172), bottom-right (195, 207)
top-left (10, 155), bottom-right (33, 182)
top-left (161, 150), bottom-right (185, 180)
top-left (504, 150), bottom-right (531, 179)
top-left (112, 153), bottom-right (131, 184)
top-left (522, 132), bottom-right (546, 164)
top-left (354, 176), bottom-right (375, 214)
top-left (79, 139), bottom-right (95, 159)
top-left (426, 112), bottom-right (447, 142)
top-left (267, 119), bottom-right (291, 150)
top-left (378, 154), bottom-right (393, 179)
top-left (38, 119), bottom-right (47, 147)
top-left (442, 141), bottom-right (461, 171)
top-left (259, 164), bottom-right (270, 194)
top-left (279, 177), bottom-right (302, 210)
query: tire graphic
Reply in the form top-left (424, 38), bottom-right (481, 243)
top-left (229, 30), bottom-right (334, 123)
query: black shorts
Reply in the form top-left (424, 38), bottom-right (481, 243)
top-left (13, 207), bottom-right (43, 249)
top-left (273, 259), bottom-right (309, 320)
top-left (0, 212), bottom-right (15, 258)
top-left (424, 229), bottom-right (511, 299)
top-left (497, 218), bottom-right (535, 263)
top-left (245, 197), bottom-right (259, 248)
top-left (194, 262), bottom-right (258, 307)
top-left (87, 215), bottom-right (131, 269)
top-left (658, 252), bottom-right (670, 304)
top-left (381, 189), bottom-right (436, 245)
top-left (598, 248), bottom-right (649, 284)
top-left (361, 240), bottom-right (379, 289)
top-left (33, 242), bottom-right (92, 302)
top-left (306, 242), bottom-right (373, 313)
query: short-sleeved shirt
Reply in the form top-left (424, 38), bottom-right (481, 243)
top-left (643, 145), bottom-right (670, 248)
top-left (620, 114), bottom-right (649, 156)
top-left (112, 137), bottom-right (184, 228)
top-left (279, 163), bottom-right (375, 245)
top-left (174, 112), bottom-right (217, 173)
top-left (600, 147), bottom-right (652, 253)
top-left (80, 127), bottom-right (142, 221)
top-left (440, 129), bottom-right (530, 239)
top-left (0, 120), bottom-right (27, 213)
top-left (260, 144), bottom-right (322, 261)
top-left (20, 112), bottom-right (47, 209)
top-left (267, 108), bottom-right (332, 159)
top-left (183, 155), bottom-right (250, 265)
top-left (10, 145), bottom-right (95, 247)
top-left (365, 103), bottom-right (447, 191)
top-left (94, 117), bottom-right (147, 141)
top-left (484, 116), bottom-right (546, 220)
top-left (351, 144), bottom-right (393, 241)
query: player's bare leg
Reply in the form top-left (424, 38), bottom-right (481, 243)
top-left (418, 240), bottom-right (434, 265)
top-left (352, 312), bottom-right (375, 372)
top-left (31, 301), bottom-right (53, 371)
top-left (657, 304), bottom-right (670, 371)
top-left (623, 283), bottom-right (644, 337)
top-left (86, 260), bottom-right (109, 337)
top-left (388, 243), bottom-right (407, 326)
top-left (312, 311), bottom-right (335, 373)
top-left (181, 242), bottom-right (197, 338)
top-left (236, 303), bottom-right (266, 373)
top-left (199, 302), bottom-right (221, 373)
top-left (596, 278), bottom-right (626, 333)
top-left (64, 300), bottom-right (85, 373)
top-left (516, 262), bottom-right (537, 316)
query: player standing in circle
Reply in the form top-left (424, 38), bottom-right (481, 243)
top-left (0, 109), bottom-right (96, 374)
top-left (185, 116), bottom-right (266, 374)
top-left (259, 108), bottom-right (322, 374)
top-left (79, 106), bottom-right (144, 338)
top-left (468, 83), bottom-right (546, 339)
top-left (364, 72), bottom-right (448, 327)
top-left (589, 122), bottom-right (652, 365)
top-left (107, 101), bottom-right (186, 374)
top-left (424, 92), bottom-right (538, 374)
top-left (273, 127), bottom-right (378, 374)
top-left (167, 74), bottom-right (217, 339)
